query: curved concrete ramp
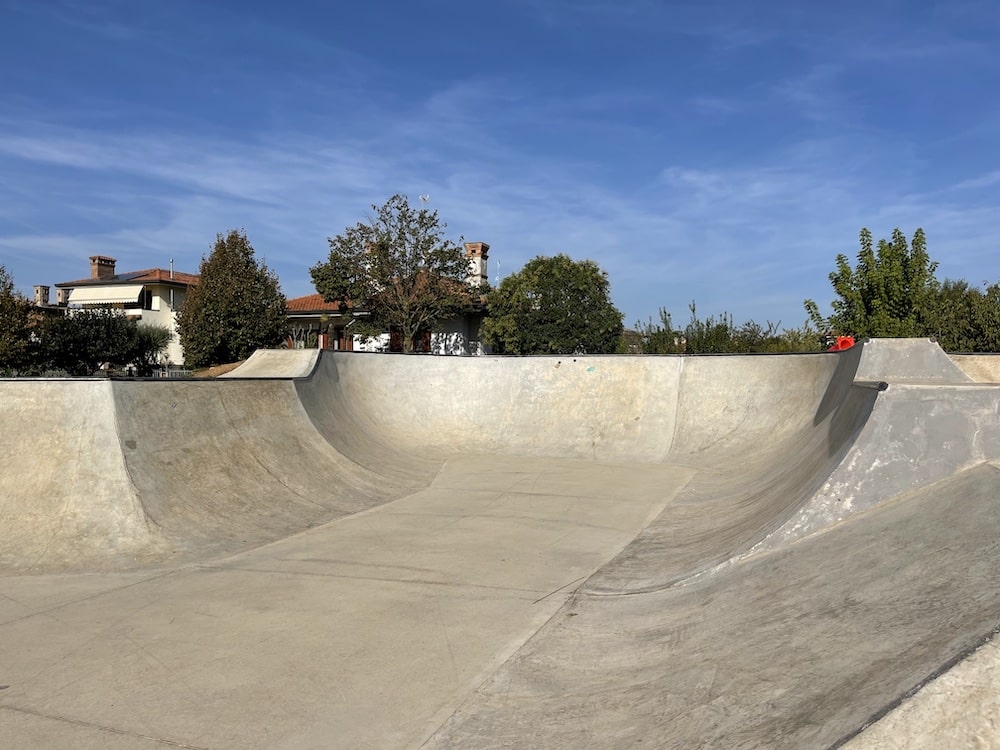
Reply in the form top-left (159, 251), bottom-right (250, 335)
top-left (0, 381), bottom-right (166, 572)
top-left (1, 338), bottom-right (999, 748)
top-left (426, 461), bottom-right (1000, 749)
top-left (219, 348), bottom-right (320, 378)
top-left (0, 377), bottom-right (423, 573)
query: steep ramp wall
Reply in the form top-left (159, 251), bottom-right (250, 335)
top-left (312, 353), bottom-right (684, 462)
top-left (109, 378), bottom-right (425, 562)
top-left (312, 349), bottom-right (855, 465)
top-left (0, 380), bottom-right (165, 572)
top-left (0, 376), bottom-right (432, 574)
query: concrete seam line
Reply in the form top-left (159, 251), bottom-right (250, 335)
top-left (0, 704), bottom-right (211, 749)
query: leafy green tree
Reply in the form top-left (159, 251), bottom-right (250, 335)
top-left (129, 324), bottom-right (174, 376)
top-left (920, 278), bottom-right (980, 352)
top-left (311, 195), bottom-right (476, 353)
top-left (177, 229), bottom-right (287, 368)
top-left (922, 279), bottom-right (1000, 352)
top-left (805, 228), bottom-right (938, 339)
top-left (971, 283), bottom-right (1000, 352)
top-left (0, 265), bottom-right (33, 372)
top-left (481, 254), bottom-right (623, 354)
top-left (805, 227), bottom-right (1000, 351)
top-left (34, 309), bottom-right (162, 376)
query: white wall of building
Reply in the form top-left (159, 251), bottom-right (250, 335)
top-left (352, 333), bottom-right (391, 353)
top-left (349, 317), bottom-right (489, 356)
top-left (431, 317), bottom-right (487, 355)
top-left (136, 285), bottom-right (187, 365)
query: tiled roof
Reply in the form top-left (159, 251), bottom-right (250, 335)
top-left (286, 293), bottom-right (354, 313)
top-left (56, 268), bottom-right (199, 287)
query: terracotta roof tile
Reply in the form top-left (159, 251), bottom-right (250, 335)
top-left (286, 293), bottom-right (353, 313)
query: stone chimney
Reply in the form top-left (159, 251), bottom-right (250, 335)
top-left (33, 285), bottom-right (50, 306)
top-left (89, 255), bottom-right (117, 280)
top-left (464, 242), bottom-right (489, 288)
top-left (56, 288), bottom-right (71, 306)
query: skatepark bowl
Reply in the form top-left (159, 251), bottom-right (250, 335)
top-left (2, 338), bottom-right (1000, 749)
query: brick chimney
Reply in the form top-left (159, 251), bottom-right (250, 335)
top-left (33, 285), bottom-right (50, 306)
top-left (464, 242), bottom-right (489, 288)
top-left (90, 255), bottom-right (117, 280)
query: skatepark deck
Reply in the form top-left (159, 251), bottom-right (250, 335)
top-left (1, 338), bottom-right (998, 748)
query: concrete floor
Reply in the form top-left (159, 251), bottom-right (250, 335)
top-left (1, 338), bottom-right (998, 748)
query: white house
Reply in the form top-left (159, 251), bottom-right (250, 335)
top-left (53, 255), bottom-right (198, 366)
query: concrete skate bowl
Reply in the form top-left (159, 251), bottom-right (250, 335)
top-left (1, 337), bottom-right (999, 747)
top-left (0, 341), bottom-right (866, 575)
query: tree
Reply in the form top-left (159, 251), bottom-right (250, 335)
top-left (920, 278), bottom-right (980, 352)
top-left (34, 309), bottom-right (171, 376)
top-left (805, 228), bottom-right (938, 339)
top-left (1, 277), bottom-right (172, 375)
top-left (481, 254), bottom-right (623, 354)
top-left (177, 229), bottom-right (287, 368)
top-left (129, 324), bottom-right (174, 376)
top-left (971, 283), bottom-right (1000, 352)
top-left (804, 227), bottom-right (1000, 351)
top-left (0, 265), bottom-right (32, 372)
top-left (310, 195), bottom-right (477, 353)
top-left (922, 279), bottom-right (1000, 353)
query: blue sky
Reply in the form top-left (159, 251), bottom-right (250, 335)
top-left (2, 0), bottom-right (998, 331)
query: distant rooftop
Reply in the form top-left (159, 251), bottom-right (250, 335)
top-left (286, 293), bottom-right (353, 313)
top-left (55, 255), bottom-right (198, 287)
top-left (56, 268), bottom-right (199, 287)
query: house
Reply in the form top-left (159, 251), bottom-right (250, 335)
top-left (285, 242), bottom-right (491, 355)
top-left (53, 255), bottom-right (198, 365)
top-left (285, 293), bottom-right (357, 351)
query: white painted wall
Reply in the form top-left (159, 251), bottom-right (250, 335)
top-left (139, 285), bottom-right (187, 365)
top-left (350, 320), bottom-right (489, 355)
top-left (431, 317), bottom-right (488, 355)
top-left (63, 283), bottom-right (188, 366)
top-left (352, 333), bottom-right (390, 353)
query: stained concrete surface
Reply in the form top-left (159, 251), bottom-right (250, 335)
top-left (841, 629), bottom-right (1000, 749)
top-left (951, 353), bottom-right (1000, 383)
top-left (1, 338), bottom-right (998, 748)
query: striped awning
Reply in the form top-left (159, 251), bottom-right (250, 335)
top-left (67, 285), bottom-right (145, 305)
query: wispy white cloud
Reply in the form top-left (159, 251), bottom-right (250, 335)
top-left (3, 87), bottom-right (999, 328)
top-left (950, 170), bottom-right (1000, 191)
top-left (2, 0), bottom-right (1000, 333)
top-left (690, 96), bottom-right (744, 116)
top-left (9, 0), bottom-right (146, 41)
top-left (771, 64), bottom-right (853, 126)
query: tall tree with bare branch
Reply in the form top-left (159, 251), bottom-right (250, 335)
top-left (311, 195), bottom-right (478, 352)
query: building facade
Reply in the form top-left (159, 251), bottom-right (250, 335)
top-left (53, 255), bottom-right (198, 366)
